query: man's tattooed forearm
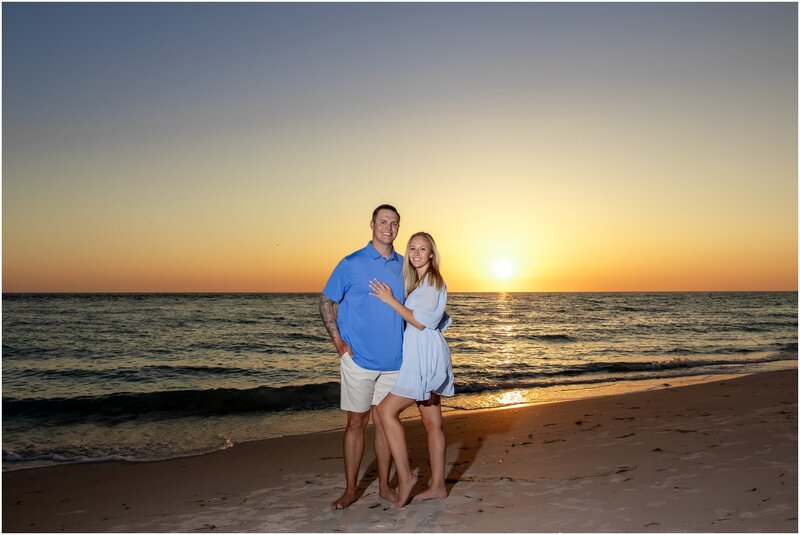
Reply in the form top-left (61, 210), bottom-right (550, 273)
top-left (319, 294), bottom-right (341, 342)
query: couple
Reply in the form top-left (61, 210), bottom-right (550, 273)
top-left (319, 204), bottom-right (455, 509)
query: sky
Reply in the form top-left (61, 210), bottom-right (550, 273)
top-left (3, 2), bottom-right (797, 292)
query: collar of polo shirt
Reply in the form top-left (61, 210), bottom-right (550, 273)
top-left (366, 241), bottom-right (399, 262)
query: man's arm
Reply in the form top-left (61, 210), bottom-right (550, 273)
top-left (319, 294), bottom-right (351, 357)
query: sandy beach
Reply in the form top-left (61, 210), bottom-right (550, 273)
top-left (3, 369), bottom-right (796, 532)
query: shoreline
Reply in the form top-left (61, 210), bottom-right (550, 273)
top-left (4, 366), bottom-right (792, 474)
top-left (3, 368), bottom-right (796, 532)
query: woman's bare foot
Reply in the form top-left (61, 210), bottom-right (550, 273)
top-left (411, 486), bottom-right (447, 503)
top-left (331, 491), bottom-right (357, 510)
top-left (394, 474), bottom-right (418, 508)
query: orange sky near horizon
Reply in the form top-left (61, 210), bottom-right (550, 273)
top-left (3, 3), bottom-right (797, 293)
top-left (4, 195), bottom-right (796, 292)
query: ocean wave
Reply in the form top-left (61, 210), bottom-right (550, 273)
top-left (467, 354), bottom-right (797, 393)
top-left (663, 347), bottom-right (759, 355)
top-left (489, 357), bottom-right (699, 380)
top-left (282, 332), bottom-right (330, 342)
top-left (615, 306), bottom-right (670, 313)
top-left (3, 437), bottom-right (234, 466)
top-left (3, 381), bottom-right (341, 421)
top-left (6, 353), bottom-right (796, 423)
top-left (3, 447), bottom-right (135, 465)
top-left (19, 364), bottom-right (255, 380)
top-left (524, 334), bottom-right (577, 342)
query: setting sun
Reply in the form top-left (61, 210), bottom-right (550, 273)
top-left (492, 258), bottom-right (515, 280)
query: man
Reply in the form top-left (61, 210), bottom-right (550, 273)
top-left (319, 204), bottom-right (406, 510)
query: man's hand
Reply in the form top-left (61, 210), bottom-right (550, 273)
top-left (335, 340), bottom-right (353, 358)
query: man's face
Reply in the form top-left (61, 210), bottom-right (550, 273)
top-left (370, 209), bottom-right (400, 248)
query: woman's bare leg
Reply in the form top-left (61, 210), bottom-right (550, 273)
top-left (377, 393), bottom-right (417, 507)
top-left (413, 394), bottom-right (448, 502)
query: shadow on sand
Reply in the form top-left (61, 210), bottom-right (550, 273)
top-left (352, 407), bottom-right (521, 501)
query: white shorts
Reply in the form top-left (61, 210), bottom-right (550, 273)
top-left (340, 352), bottom-right (399, 413)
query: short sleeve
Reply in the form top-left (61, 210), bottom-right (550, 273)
top-left (411, 283), bottom-right (447, 330)
top-left (322, 259), bottom-right (349, 303)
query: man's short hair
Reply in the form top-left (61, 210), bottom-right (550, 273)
top-left (372, 204), bottom-right (401, 223)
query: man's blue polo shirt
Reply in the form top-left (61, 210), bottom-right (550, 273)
top-left (322, 242), bottom-right (405, 371)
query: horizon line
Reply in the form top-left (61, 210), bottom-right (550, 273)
top-left (2, 290), bottom-right (797, 295)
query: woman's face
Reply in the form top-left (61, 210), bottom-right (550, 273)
top-left (408, 235), bottom-right (433, 271)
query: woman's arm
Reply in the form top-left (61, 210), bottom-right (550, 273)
top-left (368, 279), bottom-right (426, 331)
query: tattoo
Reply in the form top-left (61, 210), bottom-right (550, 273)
top-left (319, 294), bottom-right (341, 344)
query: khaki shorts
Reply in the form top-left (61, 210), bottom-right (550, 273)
top-left (339, 352), bottom-right (399, 413)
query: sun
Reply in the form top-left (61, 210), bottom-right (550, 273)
top-left (491, 258), bottom-right (515, 280)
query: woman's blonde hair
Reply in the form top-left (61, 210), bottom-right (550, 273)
top-left (403, 232), bottom-right (445, 296)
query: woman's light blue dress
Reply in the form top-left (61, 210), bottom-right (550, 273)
top-left (390, 281), bottom-right (455, 401)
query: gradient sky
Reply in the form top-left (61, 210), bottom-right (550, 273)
top-left (3, 2), bottom-right (797, 292)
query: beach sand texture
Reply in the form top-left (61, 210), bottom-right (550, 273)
top-left (3, 369), bottom-right (797, 532)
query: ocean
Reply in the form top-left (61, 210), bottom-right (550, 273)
top-left (2, 292), bottom-right (797, 471)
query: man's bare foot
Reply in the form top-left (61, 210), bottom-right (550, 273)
top-left (331, 491), bottom-right (357, 510)
top-left (379, 486), bottom-right (398, 504)
top-left (394, 474), bottom-right (418, 508)
top-left (411, 486), bottom-right (447, 503)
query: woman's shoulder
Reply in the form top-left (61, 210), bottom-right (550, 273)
top-left (417, 276), bottom-right (446, 294)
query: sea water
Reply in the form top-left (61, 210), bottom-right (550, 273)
top-left (2, 292), bottom-right (796, 470)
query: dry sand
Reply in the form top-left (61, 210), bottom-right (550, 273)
top-left (3, 369), bottom-right (797, 532)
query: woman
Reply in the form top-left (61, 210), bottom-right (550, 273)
top-left (369, 231), bottom-right (454, 508)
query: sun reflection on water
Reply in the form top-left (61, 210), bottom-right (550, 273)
top-left (472, 389), bottom-right (540, 408)
top-left (494, 390), bottom-right (526, 405)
